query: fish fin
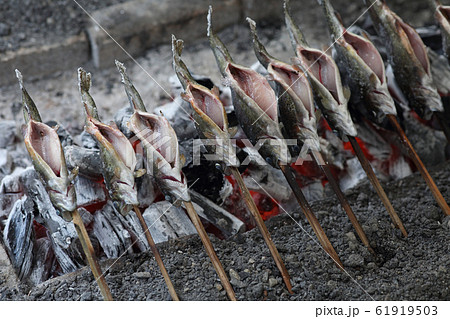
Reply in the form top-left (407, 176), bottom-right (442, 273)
top-left (228, 126), bottom-right (239, 137)
top-left (52, 124), bottom-right (60, 131)
top-left (211, 86), bottom-right (220, 97)
top-left (343, 85), bottom-right (351, 100)
top-left (202, 131), bottom-right (216, 139)
top-left (180, 92), bottom-right (190, 102)
top-left (180, 154), bottom-right (186, 166)
top-left (69, 166), bottom-right (79, 182)
top-left (134, 168), bottom-right (146, 178)
top-left (266, 74), bottom-right (275, 81)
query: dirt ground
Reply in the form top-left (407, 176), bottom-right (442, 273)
top-left (0, 0), bottom-right (449, 301)
top-left (1, 160), bottom-right (449, 301)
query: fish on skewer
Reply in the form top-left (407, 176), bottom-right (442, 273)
top-left (428, 0), bottom-right (450, 62)
top-left (116, 62), bottom-right (236, 301)
top-left (282, 2), bottom-right (375, 252)
top-left (363, 0), bottom-right (450, 216)
top-left (78, 68), bottom-right (179, 301)
top-left (317, 0), bottom-right (407, 236)
top-left (208, 6), bottom-right (343, 268)
top-left (172, 35), bottom-right (293, 293)
top-left (17, 70), bottom-right (113, 301)
top-left (363, 0), bottom-right (443, 120)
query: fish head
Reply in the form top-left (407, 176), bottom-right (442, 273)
top-left (129, 111), bottom-right (191, 202)
top-left (24, 120), bottom-right (77, 220)
top-left (293, 47), bottom-right (357, 137)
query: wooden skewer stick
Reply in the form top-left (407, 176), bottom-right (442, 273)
top-left (387, 114), bottom-right (450, 216)
top-left (133, 205), bottom-right (179, 301)
top-left (347, 136), bottom-right (408, 237)
top-left (279, 164), bottom-right (343, 269)
top-left (72, 208), bottom-right (113, 301)
top-left (311, 150), bottom-right (375, 255)
top-left (183, 200), bottom-right (237, 301)
top-left (230, 167), bottom-right (293, 294)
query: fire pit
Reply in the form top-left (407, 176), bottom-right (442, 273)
top-left (0, 0), bottom-right (449, 301)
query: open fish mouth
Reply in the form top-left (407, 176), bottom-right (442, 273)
top-left (226, 63), bottom-right (279, 122)
top-left (186, 85), bottom-right (226, 131)
top-left (269, 63), bottom-right (315, 120)
top-left (296, 47), bottom-right (345, 105)
top-left (86, 117), bottom-right (137, 172)
top-left (26, 121), bottom-right (64, 177)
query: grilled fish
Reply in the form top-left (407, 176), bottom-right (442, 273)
top-left (284, 0), bottom-right (357, 139)
top-left (17, 70), bottom-right (77, 222)
top-left (116, 61), bottom-right (190, 203)
top-left (364, 0), bottom-right (443, 120)
top-left (172, 35), bottom-right (239, 168)
top-left (78, 68), bottom-right (138, 215)
top-left (319, 0), bottom-right (396, 123)
top-left (247, 18), bottom-right (321, 153)
top-left (208, 6), bottom-right (291, 167)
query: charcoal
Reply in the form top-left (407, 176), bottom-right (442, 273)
top-left (339, 157), bottom-right (366, 192)
top-left (428, 49), bottom-right (450, 96)
top-left (2, 195), bottom-right (35, 280)
top-left (79, 130), bottom-right (99, 149)
top-left (114, 105), bottom-right (134, 138)
top-left (242, 165), bottom-right (291, 203)
top-left (28, 237), bottom-right (55, 285)
top-left (48, 233), bottom-right (78, 274)
top-left (64, 145), bottom-right (103, 179)
top-left (0, 167), bottom-right (26, 194)
top-left (19, 167), bottom-right (77, 249)
top-left (0, 149), bottom-right (12, 176)
top-left (74, 175), bottom-right (106, 208)
top-left (92, 202), bottom-right (133, 258)
top-left (77, 207), bottom-right (94, 226)
top-left (301, 180), bottom-right (325, 203)
top-left (8, 147), bottom-right (32, 169)
top-left (136, 172), bottom-right (157, 208)
top-left (189, 190), bottom-right (245, 238)
top-left (0, 120), bottom-right (17, 148)
top-left (142, 201), bottom-right (197, 244)
top-left (123, 212), bottom-right (149, 252)
top-left (0, 239), bottom-right (19, 288)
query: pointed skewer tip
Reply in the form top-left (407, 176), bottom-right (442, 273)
top-left (15, 69), bottom-right (24, 89)
top-left (207, 6), bottom-right (213, 37)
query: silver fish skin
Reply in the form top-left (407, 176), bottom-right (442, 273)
top-left (78, 68), bottom-right (138, 216)
top-left (364, 0), bottom-right (443, 119)
top-left (319, 0), bottom-right (396, 123)
top-left (247, 18), bottom-right (321, 153)
top-left (116, 62), bottom-right (191, 202)
top-left (284, 1), bottom-right (357, 138)
top-left (208, 6), bottom-right (291, 167)
top-left (17, 70), bottom-right (76, 221)
top-left (172, 35), bottom-right (239, 168)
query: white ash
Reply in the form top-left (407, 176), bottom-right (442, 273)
top-left (74, 175), bottom-right (106, 208)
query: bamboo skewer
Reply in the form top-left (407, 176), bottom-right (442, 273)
top-left (183, 200), bottom-right (237, 301)
top-left (133, 205), bottom-right (179, 301)
top-left (279, 164), bottom-right (343, 268)
top-left (347, 136), bottom-right (408, 237)
top-left (229, 167), bottom-right (293, 293)
top-left (387, 114), bottom-right (450, 216)
top-left (310, 150), bottom-right (375, 255)
top-left (72, 208), bottom-right (113, 301)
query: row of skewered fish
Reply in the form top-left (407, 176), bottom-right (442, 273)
top-left (14, 0), bottom-right (450, 300)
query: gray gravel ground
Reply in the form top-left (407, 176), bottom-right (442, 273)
top-left (1, 161), bottom-right (449, 301)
